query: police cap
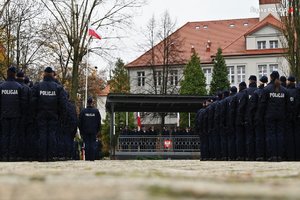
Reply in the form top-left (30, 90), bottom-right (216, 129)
top-left (248, 75), bottom-right (257, 81)
top-left (270, 71), bottom-right (280, 80)
top-left (259, 75), bottom-right (268, 83)
top-left (7, 66), bottom-right (17, 74)
top-left (288, 76), bottom-right (296, 82)
top-left (17, 71), bottom-right (24, 78)
top-left (44, 67), bottom-right (54, 73)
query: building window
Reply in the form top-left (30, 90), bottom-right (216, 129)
top-left (227, 66), bottom-right (235, 84)
top-left (169, 70), bottom-right (178, 86)
top-left (269, 40), bottom-right (279, 49)
top-left (203, 68), bottom-right (212, 85)
top-left (137, 71), bottom-right (145, 86)
top-left (257, 41), bottom-right (266, 49)
top-left (258, 65), bottom-right (268, 79)
top-left (154, 71), bottom-right (162, 86)
top-left (237, 65), bottom-right (246, 83)
top-left (269, 64), bottom-right (278, 72)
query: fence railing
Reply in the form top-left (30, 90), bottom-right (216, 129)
top-left (117, 135), bottom-right (200, 152)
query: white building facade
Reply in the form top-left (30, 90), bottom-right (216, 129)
top-left (126, 0), bottom-right (288, 126)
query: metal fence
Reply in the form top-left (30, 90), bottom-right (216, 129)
top-left (117, 135), bottom-right (200, 152)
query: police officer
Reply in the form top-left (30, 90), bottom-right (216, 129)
top-left (63, 97), bottom-right (78, 160)
top-left (31, 67), bottom-right (67, 162)
top-left (226, 86), bottom-right (237, 161)
top-left (0, 66), bottom-right (26, 161)
top-left (258, 71), bottom-right (288, 162)
top-left (219, 90), bottom-right (230, 160)
top-left (244, 75), bottom-right (257, 161)
top-left (286, 76), bottom-right (298, 161)
top-left (79, 97), bottom-right (101, 161)
top-left (213, 92), bottom-right (223, 160)
top-left (248, 76), bottom-right (268, 161)
top-left (235, 82), bottom-right (247, 161)
top-left (280, 76), bottom-right (287, 88)
top-left (16, 71), bottom-right (31, 160)
top-left (197, 102), bottom-right (209, 160)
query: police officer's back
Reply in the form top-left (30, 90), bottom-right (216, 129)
top-left (0, 66), bottom-right (26, 161)
top-left (79, 97), bottom-right (101, 161)
top-left (31, 67), bottom-right (67, 162)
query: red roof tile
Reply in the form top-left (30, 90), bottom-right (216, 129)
top-left (126, 18), bottom-right (260, 68)
top-left (126, 15), bottom-right (285, 68)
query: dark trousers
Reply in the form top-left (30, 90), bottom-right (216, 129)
top-left (295, 120), bottom-right (300, 160)
top-left (82, 133), bottom-right (96, 161)
top-left (235, 125), bottom-right (245, 159)
top-left (213, 130), bottom-right (221, 160)
top-left (227, 127), bottom-right (236, 160)
top-left (200, 133), bottom-right (209, 160)
top-left (220, 129), bottom-right (228, 159)
top-left (265, 119), bottom-right (284, 159)
top-left (37, 119), bottom-right (58, 161)
top-left (1, 118), bottom-right (20, 161)
top-left (208, 131), bottom-right (215, 159)
top-left (286, 121), bottom-right (296, 161)
top-left (255, 123), bottom-right (265, 159)
top-left (245, 124), bottom-right (255, 160)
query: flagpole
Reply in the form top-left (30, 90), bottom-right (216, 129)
top-left (85, 24), bottom-right (89, 108)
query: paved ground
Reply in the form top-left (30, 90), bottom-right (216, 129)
top-left (1, 160), bottom-right (300, 200)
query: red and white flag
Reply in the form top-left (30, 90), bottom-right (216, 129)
top-left (88, 28), bottom-right (101, 40)
top-left (137, 112), bottom-right (141, 131)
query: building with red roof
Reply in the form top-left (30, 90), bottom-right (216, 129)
top-left (125, 0), bottom-right (288, 125)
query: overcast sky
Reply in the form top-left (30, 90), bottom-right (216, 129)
top-left (95, 0), bottom-right (260, 71)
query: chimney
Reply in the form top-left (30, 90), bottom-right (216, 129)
top-left (191, 45), bottom-right (196, 54)
top-left (259, 0), bottom-right (282, 21)
top-left (206, 40), bottom-right (211, 52)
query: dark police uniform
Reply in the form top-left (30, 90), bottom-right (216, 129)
top-left (79, 103), bottom-right (101, 161)
top-left (244, 82), bottom-right (257, 160)
top-left (235, 83), bottom-right (247, 161)
top-left (258, 80), bottom-right (288, 161)
top-left (16, 75), bottom-right (31, 160)
top-left (0, 77), bottom-right (26, 161)
top-left (63, 100), bottom-right (78, 159)
top-left (219, 91), bottom-right (230, 160)
top-left (286, 81), bottom-right (298, 160)
top-left (207, 100), bottom-right (217, 160)
top-left (226, 89), bottom-right (237, 160)
top-left (248, 83), bottom-right (266, 161)
top-left (31, 75), bottom-right (67, 161)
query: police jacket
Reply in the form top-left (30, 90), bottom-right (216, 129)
top-left (226, 93), bottom-right (237, 129)
top-left (220, 96), bottom-right (230, 130)
top-left (202, 108), bottom-right (208, 135)
top-left (65, 100), bottom-right (78, 137)
top-left (0, 78), bottom-right (26, 119)
top-left (79, 105), bottom-right (101, 135)
top-left (244, 83), bottom-right (257, 123)
top-left (235, 88), bottom-right (248, 126)
top-left (287, 83), bottom-right (299, 121)
top-left (248, 84), bottom-right (264, 126)
top-left (258, 81), bottom-right (288, 120)
top-left (214, 99), bottom-right (222, 132)
top-left (16, 79), bottom-right (31, 118)
top-left (31, 76), bottom-right (67, 120)
top-left (207, 102), bottom-right (217, 133)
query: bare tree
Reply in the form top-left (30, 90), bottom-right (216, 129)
top-left (0, 0), bottom-right (10, 20)
top-left (41, 0), bottom-right (144, 103)
top-left (0, 0), bottom-right (47, 79)
top-left (136, 11), bottom-right (185, 128)
top-left (278, 0), bottom-right (300, 80)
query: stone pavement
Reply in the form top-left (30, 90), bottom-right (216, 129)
top-left (0, 160), bottom-right (300, 200)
